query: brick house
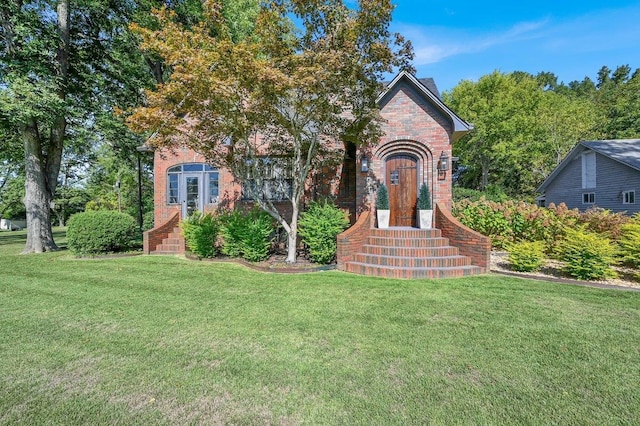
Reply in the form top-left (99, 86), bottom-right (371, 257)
top-left (145, 71), bottom-right (491, 278)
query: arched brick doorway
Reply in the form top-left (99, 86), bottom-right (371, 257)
top-left (386, 154), bottom-right (418, 227)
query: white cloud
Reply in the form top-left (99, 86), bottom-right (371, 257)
top-left (397, 3), bottom-right (640, 66)
top-left (397, 19), bottom-right (548, 65)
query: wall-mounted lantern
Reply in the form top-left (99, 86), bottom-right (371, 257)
top-left (437, 151), bottom-right (449, 180)
top-left (361, 156), bottom-right (369, 173)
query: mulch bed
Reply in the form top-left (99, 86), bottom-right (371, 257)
top-left (491, 251), bottom-right (640, 292)
top-left (185, 252), bottom-right (336, 274)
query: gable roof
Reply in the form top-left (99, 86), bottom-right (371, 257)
top-left (377, 71), bottom-right (473, 142)
top-left (537, 139), bottom-right (640, 192)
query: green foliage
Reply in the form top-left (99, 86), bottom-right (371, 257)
top-left (298, 200), bottom-right (349, 264)
top-left (376, 184), bottom-right (389, 210)
top-left (508, 241), bottom-right (546, 272)
top-left (453, 199), bottom-right (583, 251)
top-left (444, 70), bottom-right (599, 197)
top-left (220, 208), bottom-right (275, 262)
top-left (417, 183), bottom-right (431, 210)
top-left (67, 211), bottom-right (138, 255)
top-left (142, 211), bottom-right (155, 231)
top-left (180, 211), bottom-right (219, 258)
top-left (558, 228), bottom-right (617, 281)
top-left (617, 223), bottom-right (640, 268)
top-left (453, 185), bottom-right (509, 203)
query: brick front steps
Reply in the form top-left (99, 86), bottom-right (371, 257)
top-left (343, 227), bottom-right (483, 279)
top-left (152, 227), bottom-right (186, 255)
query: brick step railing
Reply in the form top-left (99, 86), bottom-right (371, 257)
top-left (152, 227), bottom-right (186, 254)
top-left (343, 227), bottom-right (483, 279)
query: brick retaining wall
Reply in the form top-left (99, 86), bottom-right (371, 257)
top-left (336, 210), bottom-right (372, 270)
top-left (143, 212), bottom-right (181, 254)
top-left (435, 202), bottom-right (491, 272)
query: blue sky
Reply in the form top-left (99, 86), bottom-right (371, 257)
top-left (389, 1), bottom-right (640, 93)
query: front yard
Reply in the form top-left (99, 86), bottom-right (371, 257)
top-left (1, 230), bottom-right (639, 424)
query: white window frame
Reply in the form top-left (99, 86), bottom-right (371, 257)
top-left (582, 192), bottom-right (595, 204)
top-left (623, 190), bottom-right (635, 205)
top-left (166, 163), bottom-right (219, 206)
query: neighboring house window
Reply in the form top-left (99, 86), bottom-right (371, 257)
top-left (581, 151), bottom-right (596, 189)
top-left (623, 190), bottom-right (635, 204)
top-left (166, 163), bottom-right (219, 205)
top-left (582, 192), bottom-right (595, 204)
top-left (243, 157), bottom-right (292, 201)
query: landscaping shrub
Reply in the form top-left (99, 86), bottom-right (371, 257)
top-left (453, 199), bottom-right (580, 251)
top-left (579, 207), bottom-right (631, 240)
top-left (558, 227), bottom-right (617, 281)
top-left (508, 241), bottom-right (546, 272)
top-left (298, 200), bottom-right (350, 264)
top-left (180, 211), bottom-right (219, 258)
top-left (617, 223), bottom-right (640, 268)
top-left (220, 207), bottom-right (275, 262)
top-left (67, 210), bottom-right (138, 255)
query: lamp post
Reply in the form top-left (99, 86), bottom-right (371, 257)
top-left (136, 144), bottom-right (154, 231)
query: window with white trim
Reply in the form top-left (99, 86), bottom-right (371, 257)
top-left (166, 163), bottom-right (219, 205)
top-left (623, 190), bottom-right (635, 204)
top-left (582, 192), bottom-right (595, 204)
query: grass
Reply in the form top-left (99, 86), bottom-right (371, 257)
top-left (1, 230), bottom-right (639, 424)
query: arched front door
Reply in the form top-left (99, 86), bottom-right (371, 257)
top-left (386, 155), bottom-right (417, 227)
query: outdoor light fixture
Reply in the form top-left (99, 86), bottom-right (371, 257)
top-left (437, 151), bottom-right (450, 180)
top-left (361, 156), bottom-right (369, 173)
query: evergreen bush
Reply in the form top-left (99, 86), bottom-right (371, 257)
top-left (180, 211), bottom-right (219, 258)
top-left (220, 207), bottom-right (275, 262)
top-left (617, 223), bottom-right (640, 268)
top-left (298, 200), bottom-right (350, 264)
top-left (507, 241), bottom-right (545, 272)
top-left (558, 227), bottom-right (617, 280)
top-left (67, 210), bottom-right (138, 255)
top-left (376, 184), bottom-right (389, 210)
top-left (417, 183), bottom-right (432, 210)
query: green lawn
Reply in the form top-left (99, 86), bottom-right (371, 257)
top-left (1, 230), bottom-right (639, 424)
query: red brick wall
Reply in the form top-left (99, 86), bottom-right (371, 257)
top-left (336, 210), bottom-right (372, 269)
top-left (355, 81), bottom-right (455, 218)
top-left (153, 147), bottom-right (242, 225)
top-left (435, 202), bottom-right (491, 272)
top-left (143, 212), bottom-right (180, 254)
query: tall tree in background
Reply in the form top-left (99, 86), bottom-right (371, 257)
top-left (0, 0), bottom-right (152, 252)
top-left (128, 0), bottom-right (413, 263)
top-left (445, 70), bottom-right (601, 197)
top-left (594, 65), bottom-right (640, 139)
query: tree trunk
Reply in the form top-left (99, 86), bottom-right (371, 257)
top-left (285, 202), bottom-right (299, 263)
top-left (22, 121), bottom-right (57, 253)
top-left (22, 0), bottom-right (69, 253)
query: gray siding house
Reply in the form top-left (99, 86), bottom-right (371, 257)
top-left (537, 139), bottom-right (640, 215)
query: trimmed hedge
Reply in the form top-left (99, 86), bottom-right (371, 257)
top-left (67, 210), bottom-right (138, 255)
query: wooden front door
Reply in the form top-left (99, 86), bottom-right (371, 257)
top-left (386, 155), bottom-right (417, 227)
